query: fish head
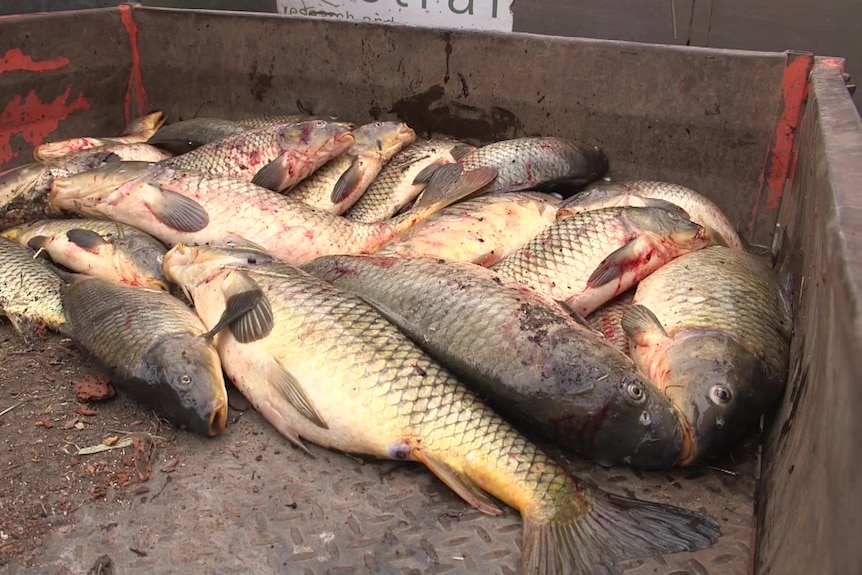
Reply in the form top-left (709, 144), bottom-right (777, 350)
top-left (279, 120), bottom-right (355, 154)
top-left (624, 205), bottom-right (709, 250)
top-left (112, 233), bottom-right (170, 291)
top-left (353, 121), bottom-right (418, 157)
top-left (49, 161), bottom-right (161, 213)
top-left (163, 241), bottom-right (275, 294)
top-left (660, 331), bottom-right (775, 465)
top-left (589, 372), bottom-right (684, 469)
top-left (556, 182), bottom-right (634, 219)
top-left (137, 334), bottom-right (228, 436)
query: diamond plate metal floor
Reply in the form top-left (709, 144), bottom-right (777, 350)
top-left (0, 326), bottom-right (757, 575)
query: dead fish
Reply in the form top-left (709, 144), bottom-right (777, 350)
top-left (2, 219), bottom-right (168, 291)
top-left (415, 136), bottom-right (608, 198)
top-left (302, 254), bottom-right (684, 469)
top-left (33, 111), bottom-right (167, 161)
top-left (284, 121), bottom-right (417, 214)
top-left (0, 236), bottom-right (69, 343)
top-left (147, 117), bottom-right (249, 155)
top-left (622, 246), bottom-right (792, 465)
top-left (234, 115), bottom-right (325, 129)
top-left (558, 180), bottom-right (745, 250)
top-left (161, 120), bottom-right (354, 192)
top-left (375, 192), bottom-right (561, 266)
top-left (49, 161), bottom-right (496, 266)
top-left (1, 143), bottom-right (171, 230)
top-left (60, 275), bottom-right (233, 437)
top-left (163, 241), bottom-right (720, 575)
top-left (585, 290), bottom-right (636, 356)
top-left (344, 139), bottom-right (475, 222)
top-left (492, 205), bottom-right (713, 316)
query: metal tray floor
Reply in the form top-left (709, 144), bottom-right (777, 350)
top-left (0, 324), bottom-right (757, 575)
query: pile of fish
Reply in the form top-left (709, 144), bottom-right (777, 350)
top-left (0, 111), bottom-right (794, 575)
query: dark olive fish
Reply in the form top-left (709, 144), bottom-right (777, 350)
top-left (622, 246), bottom-right (792, 465)
top-left (303, 254), bottom-right (684, 469)
top-left (147, 117), bottom-right (249, 155)
top-left (60, 275), bottom-right (230, 437)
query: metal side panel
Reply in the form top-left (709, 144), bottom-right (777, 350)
top-left (757, 63), bottom-right (862, 574)
top-left (128, 5), bottom-right (787, 247)
top-left (0, 7), bottom-right (134, 171)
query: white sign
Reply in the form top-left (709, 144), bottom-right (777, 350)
top-left (276, 0), bottom-right (514, 32)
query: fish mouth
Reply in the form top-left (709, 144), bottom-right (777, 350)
top-left (398, 124), bottom-right (417, 140)
top-left (207, 397), bottom-right (227, 436)
top-left (162, 244), bottom-right (199, 283)
top-left (49, 177), bottom-right (83, 205)
top-left (674, 417), bottom-right (698, 466)
top-left (335, 131), bottom-right (356, 145)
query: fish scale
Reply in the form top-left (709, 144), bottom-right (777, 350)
top-left (632, 246), bottom-right (792, 380)
top-left (61, 275), bottom-right (228, 437)
top-left (166, 244), bottom-right (721, 575)
top-left (50, 161), bottom-right (496, 266)
top-left (0, 236), bottom-right (68, 338)
top-left (182, 260), bottom-right (582, 515)
top-left (491, 205), bottom-right (711, 316)
top-left (63, 279), bottom-right (208, 368)
top-left (302, 255), bottom-right (684, 469)
top-left (455, 136), bottom-right (607, 195)
top-left (344, 139), bottom-right (471, 222)
top-left (161, 120), bottom-right (352, 187)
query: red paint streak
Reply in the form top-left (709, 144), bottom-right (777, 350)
top-left (0, 49), bottom-right (69, 75)
top-left (747, 52), bottom-right (814, 235)
top-left (0, 86), bottom-right (90, 166)
top-left (118, 5), bottom-right (148, 125)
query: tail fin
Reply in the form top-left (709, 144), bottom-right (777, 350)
top-left (522, 487), bottom-right (720, 575)
top-left (389, 164), bottom-right (497, 236)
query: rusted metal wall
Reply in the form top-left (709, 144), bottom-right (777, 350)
top-left (130, 6), bottom-right (787, 247)
top-left (0, 8), bottom-right (134, 171)
top-left (756, 62), bottom-right (862, 574)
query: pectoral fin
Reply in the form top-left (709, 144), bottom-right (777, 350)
top-left (412, 163), bottom-right (442, 185)
top-left (252, 156), bottom-right (289, 191)
top-left (330, 157), bottom-right (364, 203)
top-left (621, 304), bottom-right (669, 347)
top-left (217, 270), bottom-right (274, 343)
top-left (25, 235), bottom-right (51, 252)
top-left (145, 186), bottom-right (210, 232)
top-left (65, 228), bottom-right (110, 253)
top-left (413, 450), bottom-right (503, 516)
top-left (267, 360), bottom-right (328, 430)
top-left (202, 286), bottom-right (266, 342)
top-left (586, 240), bottom-right (641, 288)
top-left (449, 144), bottom-right (475, 161)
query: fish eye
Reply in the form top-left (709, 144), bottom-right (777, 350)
top-left (625, 381), bottom-right (646, 403)
top-left (709, 385), bottom-right (733, 405)
top-left (179, 374), bottom-right (192, 388)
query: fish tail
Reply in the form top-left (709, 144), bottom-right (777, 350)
top-left (522, 486), bottom-right (720, 575)
top-left (388, 164), bottom-right (497, 236)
